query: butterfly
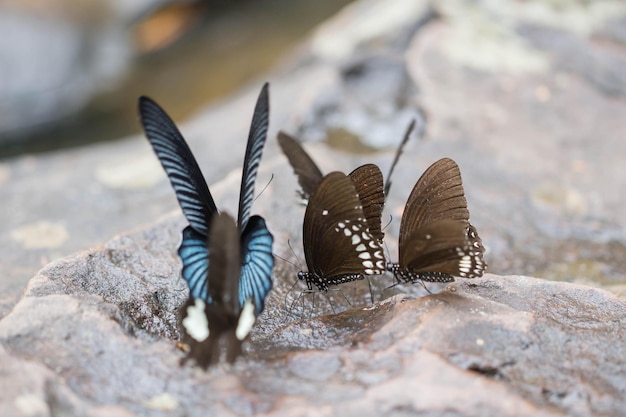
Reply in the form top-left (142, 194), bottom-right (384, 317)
top-left (179, 213), bottom-right (258, 366)
top-left (297, 171), bottom-right (386, 292)
top-left (277, 120), bottom-right (416, 244)
top-left (138, 83), bottom-right (274, 367)
top-left (386, 158), bottom-right (486, 284)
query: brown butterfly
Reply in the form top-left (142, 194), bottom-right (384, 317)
top-left (386, 158), bottom-right (486, 284)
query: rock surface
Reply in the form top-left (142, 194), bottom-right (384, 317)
top-left (2, 0), bottom-right (626, 415)
top-left (1, 213), bottom-right (625, 416)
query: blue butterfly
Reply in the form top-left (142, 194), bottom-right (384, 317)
top-left (138, 84), bottom-right (274, 367)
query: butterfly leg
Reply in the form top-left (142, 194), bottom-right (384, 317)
top-left (284, 279), bottom-right (305, 320)
top-left (365, 276), bottom-right (375, 305)
top-left (287, 289), bottom-right (311, 321)
top-left (384, 280), bottom-right (401, 291)
top-left (416, 279), bottom-right (433, 295)
top-left (322, 291), bottom-right (337, 315)
top-left (330, 287), bottom-right (352, 309)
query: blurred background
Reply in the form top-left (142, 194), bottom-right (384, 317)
top-left (0, 0), bottom-right (352, 156)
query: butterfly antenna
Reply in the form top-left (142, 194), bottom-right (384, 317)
top-left (286, 239), bottom-right (304, 270)
top-left (382, 214), bottom-right (393, 233)
top-left (384, 119), bottom-right (415, 199)
top-left (253, 173), bottom-right (274, 203)
top-left (275, 253), bottom-right (299, 269)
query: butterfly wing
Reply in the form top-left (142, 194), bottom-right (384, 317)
top-left (235, 84), bottom-right (274, 315)
top-left (399, 158), bottom-right (470, 253)
top-left (178, 226), bottom-right (210, 300)
top-left (239, 215), bottom-right (274, 316)
top-left (237, 83), bottom-right (270, 232)
top-left (303, 172), bottom-right (385, 278)
top-left (139, 96), bottom-right (218, 301)
top-left (400, 219), bottom-right (473, 272)
top-left (138, 97), bottom-right (217, 236)
top-left (463, 224), bottom-right (487, 278)
top-left (348, 164), bottom-right (385, 243)
top-left (398, 158), bottom-right (486, 278)
top-left (277, 131), bottom-right (324, 199)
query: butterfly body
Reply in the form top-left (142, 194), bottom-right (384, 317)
top-left (386, 267), bottom-right (454, 283)
top-left (180, 213), bottom-right (260, 367)
top-left (387, 158), bottom-right (486, 284)
top-left (139, 84), bottom-right (273, 367)
top-left (298, 271), bottom-right (367, 292)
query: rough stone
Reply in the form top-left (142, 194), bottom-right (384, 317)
top-left (2, 150), bottom-right (625, 416)
top-left (2, 230), bottom-right (625, 416)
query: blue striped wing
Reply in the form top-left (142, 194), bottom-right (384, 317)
top-left (141, 86), bottom-right (272, 314)
top-left (139, 97), bottom-right (217, 236)
top-left (239, 216), bottom-right (274, 315)
top-left (178, 226), bottom-right (211, 302)
top-left (237, 83), bottom-right (270, 232)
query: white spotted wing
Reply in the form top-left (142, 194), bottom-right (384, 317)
top-left (303, 172), bottom-right (385, 279)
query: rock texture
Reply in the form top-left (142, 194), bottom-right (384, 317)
top-left (2, 0), bottom-right (626, 416)
top-left (1, 217), bottom-right (625, 416)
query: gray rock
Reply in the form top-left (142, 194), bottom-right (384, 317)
top-left (1, 216), bottom-right (624, 416)
top-left (2, 148), bottom-right (626, 416)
